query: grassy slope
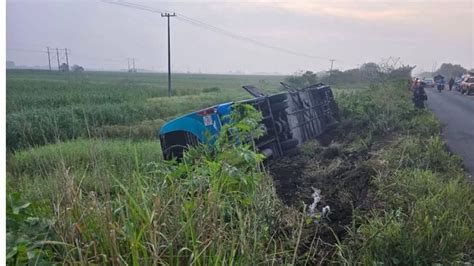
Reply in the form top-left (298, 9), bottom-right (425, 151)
top-left (334, 81), bottom-right (473, 264)
top-left (337, 136), bottom-right (473, 263)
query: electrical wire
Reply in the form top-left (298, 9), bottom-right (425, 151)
top-left (103, 0), bottom-right (338, 62)
top-left (7, 48), bottom-right (46, 53)
top-left (8, 47), bottom-right (131, 63)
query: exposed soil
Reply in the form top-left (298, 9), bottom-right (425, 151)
top-left (268, 125), bottom-right (395, 261)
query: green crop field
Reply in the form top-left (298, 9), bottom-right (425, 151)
top-left (6, 69), bottom-right (286, 197)
top-left (6, 69), bottom-right (285, 151)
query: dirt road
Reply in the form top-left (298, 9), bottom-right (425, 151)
top-left (426, 88), bottom-right (474, 176)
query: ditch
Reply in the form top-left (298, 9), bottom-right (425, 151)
top-left (269, 125), bottom-right (394, 259)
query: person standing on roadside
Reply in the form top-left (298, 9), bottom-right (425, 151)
top-left (448, 77), bottom-right (455, 91)
top-left (413, 82), bottom-right (427, 108)
top-left (411, 78), bottom-right (419, 91)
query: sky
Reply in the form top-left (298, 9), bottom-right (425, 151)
top-left (6, 0), bottom-right (474, 74)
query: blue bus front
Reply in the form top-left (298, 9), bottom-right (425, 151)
top-left (159, 103), bottom-right (233, 159)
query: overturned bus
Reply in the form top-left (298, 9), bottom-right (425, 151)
top-left (159, 83), bottom-right (340, 160)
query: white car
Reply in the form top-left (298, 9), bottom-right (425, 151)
top-left (461, 76), bottom-right (474, 95)
top-left (422, 78), bottom-right (435, 88)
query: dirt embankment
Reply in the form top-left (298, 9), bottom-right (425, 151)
top-left (269, 123), bottom-right (394, 256)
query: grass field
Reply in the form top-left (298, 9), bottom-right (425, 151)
top-left (6, 70), bottom-right (473, 264)
top-left (7, 70), bottom-right (284, 151)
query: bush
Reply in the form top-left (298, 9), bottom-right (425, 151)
top-left (334, 80), bottom-right (415, 144)
top-left (6, 193), bottom-right (55, 264)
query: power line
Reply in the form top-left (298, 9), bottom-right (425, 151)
top-left (175, 15), bottom-right (336, 61)
top-left (9, 47), bottom-right (132, 64)
top-left (7, 48), bottom-right (46, 53)
top-left (73, 54), bottom-right (127, 63)
top-left (8, 45), bottom-right (147, 72)
top-left (103, 0), bottom-right (339, 62)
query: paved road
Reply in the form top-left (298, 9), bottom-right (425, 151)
top-left (425, 88), bottom-right (474, 176)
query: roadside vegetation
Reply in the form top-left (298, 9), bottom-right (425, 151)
top-left (333, 81), bottom-right (473, 264)
top-left (272, 73), bottom-right (473, 263)
top-left (6, 69), bottom-right (473, 264)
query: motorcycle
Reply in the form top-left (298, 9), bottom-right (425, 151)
top-left (437, 84), bottom-right (443, 93)
top-left (433, 75), bottom-right (445, 93)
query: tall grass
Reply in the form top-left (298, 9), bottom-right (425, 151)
top-left (337, 136), bottom-right (473, 264)
top-left (8, 139), bottom-right (162, 178)
top-left (6, 105), bottom-right (308, 265)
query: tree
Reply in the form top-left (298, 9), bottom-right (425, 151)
top-left (71, 65), bottom-right (84, 72)
top-left (284, 71), bottom-right (318, 88)
top-left (388, 65), bottom-right (415, 79)
top-left (434, 63), bottom-right (467, 79)
top-left (59, 63), bottom-right (69, 72)
top-left (6, 60), bottom-right (15, 69)
top-left (360, 62), bottom-right (381, 80)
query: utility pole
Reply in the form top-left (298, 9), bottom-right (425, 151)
top-left (392, 57), bottom-right (400, 68)
top-left (329, 59), bottom-right (335, 73)
top-left (127, 58), bottom-right (130, 72)
top-left (56, 48), bottom-right (60, 71)
top-left (65, 48), bottom-right (69, 71)
top-left (132, 57), bottom-right (136, 72)
top-left (46, 47), bottom-right (51, 71)
top-left (161, 12), bottom-right (176, 97)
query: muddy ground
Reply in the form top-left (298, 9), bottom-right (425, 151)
top-left (268, 123), bottom-right (394, 260)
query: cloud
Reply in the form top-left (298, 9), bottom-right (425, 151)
top-left (269, 1), bottom-right (412, 21)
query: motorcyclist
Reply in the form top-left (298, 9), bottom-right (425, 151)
top-left (436, 78), bottom-right (445, 92)
top-left (413, 82), bottom-right (427, 108)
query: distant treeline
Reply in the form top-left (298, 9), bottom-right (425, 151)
top-left (417, 63), bottom-right (471, 79)
top-left (284, 62), bottom-right (415, 88)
